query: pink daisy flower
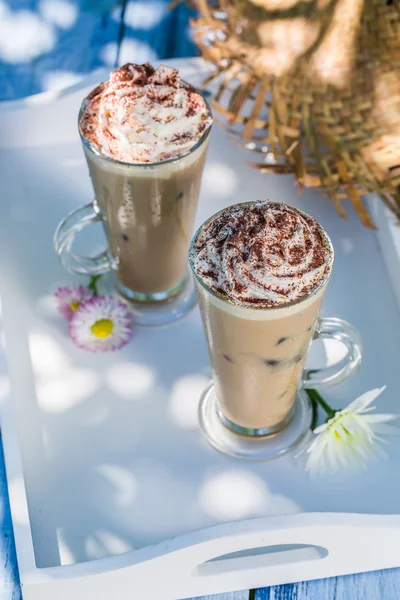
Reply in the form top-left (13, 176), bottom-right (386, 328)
top-left (55, 285), bottom-right (93, 321)
top-left (70, 296), bottom-right (133, 352)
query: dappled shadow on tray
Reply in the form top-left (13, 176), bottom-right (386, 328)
top-left (0, 140), bottom-right (307, 569)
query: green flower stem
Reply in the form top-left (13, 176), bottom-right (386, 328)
top-left (306, 388), bottom-right (336, 421)
top-left (88, 275), bottom-right (102, 297)
top-left (310, 397), bottom-right (319, 431)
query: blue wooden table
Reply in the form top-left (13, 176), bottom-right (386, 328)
top-left (0, 2), bottom-right (399, 599)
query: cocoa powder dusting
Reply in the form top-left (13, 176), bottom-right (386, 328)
top-left (190, 201), bottom-right (333, 308)
top-left (79, 63), bottom-right (212, 163)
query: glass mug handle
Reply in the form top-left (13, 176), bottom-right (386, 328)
top-left (54, 202), bottom-right (113, 275)
top-left (303, 317), bottom-right (363, 388)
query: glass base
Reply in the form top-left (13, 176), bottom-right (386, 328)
top-left (198, 384), bottom-right (312, 461)
top-left (115, 267), bottom-right (196, 326)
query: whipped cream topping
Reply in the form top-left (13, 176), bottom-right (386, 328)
top-left (79, 63), bottom-right (212, 163)
top-left (190, 201), bottom-right (333, 308)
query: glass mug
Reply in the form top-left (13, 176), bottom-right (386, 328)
top-left (54, 90), bottom-right (212, 326)
top-left (189, 203), bottom-right (363, 460)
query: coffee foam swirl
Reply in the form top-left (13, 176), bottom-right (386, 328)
top-left (190, 201), bottom-right (333, 308)
top-left (79, 63), bottom-right (212, 164)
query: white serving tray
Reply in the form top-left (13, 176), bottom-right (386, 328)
top-left (1, 58), bottom-right (400, 600)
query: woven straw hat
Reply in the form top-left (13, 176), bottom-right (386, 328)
top-left (191, 0), bottom-right (400, 227)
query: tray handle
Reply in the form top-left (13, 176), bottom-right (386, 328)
top-left (24, 515), bottom-right (400, 600)
top-left (164, 516), bottom-right (400, 593)
top-left (180, 519), bottom-right (331, 581)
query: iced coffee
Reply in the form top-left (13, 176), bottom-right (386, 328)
top-left (190, 201), bottom-right (334, 432)
top-left (78, 63), bottom-right (212, 302)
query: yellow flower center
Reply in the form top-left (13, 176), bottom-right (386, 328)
top-left (70, 301), bottom-right (80, 312)
top-left (91, 318), bottom-right (114, 339)
top-left (333, 423), bottom-right (351, 440)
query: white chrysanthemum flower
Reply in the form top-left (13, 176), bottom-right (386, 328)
top-left (70, 296), bottom-right (133, 352)
top-left (306, 387), bottom-right (399, 477)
